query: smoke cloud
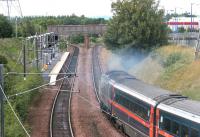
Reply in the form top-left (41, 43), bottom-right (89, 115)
top-left (105, 47), bottom-right (163, 83)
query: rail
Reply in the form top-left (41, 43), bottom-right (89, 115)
top-left (92, 46), bottom-right (103, 103)
top-left (50, 46), bottom-right (79, 137)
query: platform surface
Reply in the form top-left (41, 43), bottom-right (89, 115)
top-left (49, 52), bottom-right (70, 85)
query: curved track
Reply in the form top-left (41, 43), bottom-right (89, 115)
top-left (50, 46), bottom-right (79, 137)
top-left (92, 46), bottom-right (103, 103)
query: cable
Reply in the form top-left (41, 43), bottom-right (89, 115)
top-left (8, 75), bottom-right (69, 98)
top-left (0, 85), bottom-right (30, 137)
top-left (5, 72), bottom-right (76, 75)
top-left (74, 92), bottom-right (148, 137)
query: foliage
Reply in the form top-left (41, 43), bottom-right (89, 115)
top-left (89, 34), bottom-right (99, 43)
top-left (163, 52), bottom-right (183, 67)
top-left (19, 19), bottom-right (36, 37)
top-left (10, 15), bottom-right (107, 37)
top-left (0, 15), bottom-right (13, 38)
top-left (135, 44), bottom-right (200, 100)
top-left (177, 27), bottom-right (186, 33)
top-left (58, 39), bottom-right (68, 51)
top-left (104, 0), bottom-right (168, 50)
top-left (0, 38), bottom-right (43, 136)
top-left (69, 34), bottom-right (84, 44)
top-left (0, 55), bottom-right (8, 64)
top-left (153, 45), bottom-right (200, 100)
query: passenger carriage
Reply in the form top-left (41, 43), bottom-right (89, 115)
top-left (99, 71), bottom-right (200, 137)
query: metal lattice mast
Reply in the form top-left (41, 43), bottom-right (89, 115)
top-left (0, 0), bottom-right (23, 18)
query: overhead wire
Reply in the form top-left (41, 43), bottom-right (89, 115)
top-left (5, 72), bottom-right (75, 76)
top-left (0, 85), bottom-right (30, 137)
top-left (8, 75), bottom-right (70, 98)
top-left (74, 91), bottom-right (147, 136)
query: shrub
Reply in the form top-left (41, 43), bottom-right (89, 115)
top-left (163, 52), bottom-right (182, 67)
top-left (0, 55), bottom-right (8, 64)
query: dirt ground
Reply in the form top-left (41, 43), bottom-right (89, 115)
top-left (28, 46), bottom-right (122, 137)
top-left (71, 46), bottom-right (123, 137)
top-left (28, 86), bottom-right (58, 137)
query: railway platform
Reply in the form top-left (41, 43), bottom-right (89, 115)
top-left (48, 52), bottom-right (70, 85)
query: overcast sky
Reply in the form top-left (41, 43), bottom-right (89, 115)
top-left (0, 0), bottom-right (200, 17)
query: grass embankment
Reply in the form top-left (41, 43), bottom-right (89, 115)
top-left (0, 38), bottom-right (43, 136)
top-left (135, 45), bottom-right (200, 101)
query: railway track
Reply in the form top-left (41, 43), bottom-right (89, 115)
top-left (92, 46), bottom-right (103, 103)
top-left (50, 46), bottom-right (79, 137)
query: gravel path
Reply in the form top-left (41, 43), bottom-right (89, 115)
top-left (28, 86), bottom-right (58, 137)
top-left (71, 47), bottom-right (123, 137)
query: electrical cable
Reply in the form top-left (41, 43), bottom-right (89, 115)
top-left (5, 72), bottom-right (76, 75)
top-left (8, 75), bottom-right (70, 98)
top-left (0, 85), bottom-right (30, 137)
top-left (74, 91), bottom-right (148, 137)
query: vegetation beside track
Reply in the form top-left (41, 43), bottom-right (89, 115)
top-left (0, 38), bottom-right (43, 136)
top-left (133, 45), bottom-right (200, 101)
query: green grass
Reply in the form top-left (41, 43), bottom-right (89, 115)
top-left (151, 45), bottom-right (200, 100)
top-left (134, 44), bottom-right (200, 101)
top-left (0, 38), bottom-right (43, 136)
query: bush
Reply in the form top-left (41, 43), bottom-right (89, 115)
top-left (163, 52), bottom-right (182, 67)
top-left (0, 15), bottom-right (13, 38)
top-left (69, 34), bottom-right (84, 44)
top-left (0, 55), bottom-right (8, 64)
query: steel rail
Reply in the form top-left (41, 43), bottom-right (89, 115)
top-left (50, 46), bottom-right (79, 137)
top-left (91, 46), bottom-right (102, 103)
top-left (68, 46), bottom-right (79, 137)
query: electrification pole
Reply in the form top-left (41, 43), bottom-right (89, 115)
top-left (191, 3), bottom-right (193, 31)
top-left (0, 64), bottom-right (4, 137)
top-left (175, 8), bottom-right (177, 32)
top-left (23, 41), bottom-right (26, 80)
top-left (35, 37), bottom-right (39, 70)
top-left (15, 17), bottom-right (18, 38)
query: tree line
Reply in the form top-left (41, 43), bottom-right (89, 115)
top-left (0, 14), bottom-right (107, 38)
top-left (1, 0), bottom-right (170, 50)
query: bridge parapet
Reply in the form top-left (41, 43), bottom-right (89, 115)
top-left (47, 24), bottom-right (107, 36)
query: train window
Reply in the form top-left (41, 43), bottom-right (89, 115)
top-left (114, 91), bottom-right (129, 109)
top-left (181, 125), bottom-right (189, 137)
top-left (114, 92), bottom-right (120, 103)
top-left (121, 96), bottom-right (129, 109)
top-left (161, 117), bottom-right (171, 132)
top-left (191, 128), bottom-right (199, 137)
top-left (171, 121), bottom-right (179, 136)
top-left (114, 89), bottom-right (150, 121)
top-left (129, 100), bottom-right (149, 121)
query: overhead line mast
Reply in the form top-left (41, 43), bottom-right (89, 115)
top-left (0, 0), bottom-right (23, 18)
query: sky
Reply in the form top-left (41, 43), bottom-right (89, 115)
top-left (0, 0), bottom-right (200, 18)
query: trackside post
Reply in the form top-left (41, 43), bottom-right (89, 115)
top-left (0, 64), bottom-right (4, 137)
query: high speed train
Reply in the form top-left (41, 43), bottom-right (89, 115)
top-left (99, 71), bottom-right (200, 137)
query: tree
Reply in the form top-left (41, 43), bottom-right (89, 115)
top-left (0, 55), bottom-right (8, 64)
top-left (19, 19), bottom-right (36, 37)
top-left (0, 15), bottom-right (13, 38)
top-left (104, 0), bottom-right (168, 50)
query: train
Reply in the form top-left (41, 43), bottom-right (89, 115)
top-left (99, 71), bottom-right (200, 137)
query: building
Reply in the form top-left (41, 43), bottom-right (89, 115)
top-left (167, 17), bottom-right (200, 32)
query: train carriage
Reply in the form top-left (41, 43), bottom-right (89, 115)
top-left (157, 99), bottom-right (200, 137)
top-left (99, 71), bottom-right (200, 137)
